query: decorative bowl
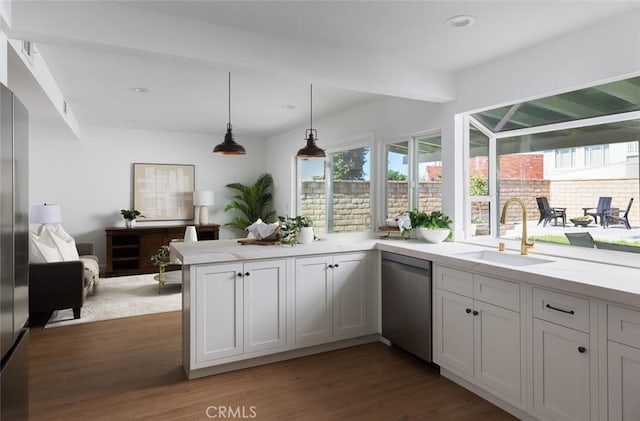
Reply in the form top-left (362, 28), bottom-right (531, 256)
top-left (570, 217), bottom-right (591, 227)
top-left (416, 227), bottom-right (450, 243)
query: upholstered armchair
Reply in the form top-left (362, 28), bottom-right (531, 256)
top-left (29, 243), bottom-right (99, 320)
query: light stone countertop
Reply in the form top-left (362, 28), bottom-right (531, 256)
top-left (171, 234), bottom-right (640, 308)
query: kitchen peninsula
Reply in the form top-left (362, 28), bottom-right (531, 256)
top-left (171, 236), bottom-right (640, 420)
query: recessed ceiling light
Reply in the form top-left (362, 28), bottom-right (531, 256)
top-left (282, 105), bottom-right (296, 110)
top-left (131, 87), bottom-right (148, 93)
top-left (444, 15), bottom-right (475, 28)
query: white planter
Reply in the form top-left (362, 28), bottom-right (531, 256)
top-left (416, 227), bottom-right (450, 243)
top-left (297, 227), bottom-right (314, 244)
top-left (125, 219), bottom-right (136, 228)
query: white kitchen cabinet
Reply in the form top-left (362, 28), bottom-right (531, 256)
top-left (195, 263), bottom-right (244, 363)
top-left (194, 259), bottom-right (286, 364)
top-left (333, 252), bottom-right (369, 338)
top-left (294, 252), bottom-right (370, 346)
top-left (607, 303), bottom-right (640, 420)
top-left (435, 289), bottom-right (474, 377)
top-left (434, 265), bottom-right (522, 405)
top-left (294, 255), bottom-right (334, 346)
top-left (608, 341), bottom-right (640, 421)
top-left (243, 259), bottom-right (286, 354)
top-left (532, 318), bottom-right (590, 421)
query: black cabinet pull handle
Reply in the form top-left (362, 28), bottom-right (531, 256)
top-left (465, 308), bottom-right (472, 314)
top-left (546, 304), bottom-right (575, 315)
top-left (328, 264), bottom-right (334, 268)
top-left (237, 272), bottom-right (243, 277)
top-left (473, 310), bottom-right (479, 316)
top-left (334, 263), bottom-right (339, 268)
top-left (578, 346), bottom-right (586, 354)
top-left (244, 272), bottom-right (250, 277)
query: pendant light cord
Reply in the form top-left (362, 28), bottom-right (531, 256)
top-left (310, 84), bottom-right (313, 130)
top-left (228, 72), bottom-right (231, 125)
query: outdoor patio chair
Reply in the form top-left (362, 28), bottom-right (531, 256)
top-left (605, 198), bottom-right (634, 229)
top-left (582, 196), bottom-right (612, 226)
top-left (536, 197), bottom-right (566, 227)
top-left (565, 232), bottom-right (596, 248)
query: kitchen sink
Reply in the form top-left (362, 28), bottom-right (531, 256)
top-left (457, 250), bottom-right (554, 266)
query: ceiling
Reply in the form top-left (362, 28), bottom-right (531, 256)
top-left (5, 1), bottom-right (640, 139)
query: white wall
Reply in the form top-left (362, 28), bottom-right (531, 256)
top-left (264, 96), bottom-right (443, 223)
top-left (29, 126), bottom-right (267, 264)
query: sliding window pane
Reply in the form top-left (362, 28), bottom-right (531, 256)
top-left (329, 146), bottom-right (371, 232)
top-left (386, 141), bottom-right (409, 218)
top-left (298, 158), bottom-right (326, 233)
top-left (417, 134), bottom-right (442, 212)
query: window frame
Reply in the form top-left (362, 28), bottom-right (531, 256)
top-left (296, 133), bottom-right (374, 233)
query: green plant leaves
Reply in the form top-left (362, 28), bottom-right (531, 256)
top-left (224, 173), bottom-right (276, 230)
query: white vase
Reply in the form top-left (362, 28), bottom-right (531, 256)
top-left (125, 219), bottom-right (136, 228)
top-left (416, 227), bottom-right (450, 243)
top-left (184, 226), bottom-right (198, 242)
top-left (297, 227), bottom-right (314, 244)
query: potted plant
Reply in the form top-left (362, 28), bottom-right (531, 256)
top-left (409, 209), bottom-right (453, 243)
top-left (120, 209), bottom-right (144, 228)
top-left (277, 215), bottom-right (314, 246)
top-left (224, 173), bottom-right (276, 232)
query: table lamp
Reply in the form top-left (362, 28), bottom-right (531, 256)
top-left (30, 203), bottom-right (62, 227)
top-left (193, 190), bottom-right (214, 225)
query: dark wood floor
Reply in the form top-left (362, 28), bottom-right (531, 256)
top-left (29, 311), bottom-right (516, 420)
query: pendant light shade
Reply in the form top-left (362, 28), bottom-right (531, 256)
top-left (213, 72), bottom-right (246, 155)
top-left (296, 84), bottom-right (325, 158)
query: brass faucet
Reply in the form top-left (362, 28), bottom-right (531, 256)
top-left (500, 198), bottom-right (534, 255)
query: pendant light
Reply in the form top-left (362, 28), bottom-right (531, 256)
top-left (213, 72), bottom-right (246, 155)
top-left (296, 84), bottom-right (325, 158)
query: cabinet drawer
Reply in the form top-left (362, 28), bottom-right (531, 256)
top-left (533, 288), bottom-right (589, 333)
top-left (435, 266), bottom-right (473, 297)
top-left (608, 304), bottom-right (640, 348)
top-left (474, 275), bottom-right (520, 312)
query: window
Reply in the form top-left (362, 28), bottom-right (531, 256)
top-left (298, 143), bottom-right (371, 233)
top-left (584, 144), bottom-right (609, 167)
top-left (554, 148), bottom-right (576, 169)
top-left (385, 132), bottom-right (442, 219)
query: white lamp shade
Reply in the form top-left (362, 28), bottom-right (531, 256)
top-left (30, 204), bottom-right (62, 224)
top-left (193, 190), bottom-right (214, 206)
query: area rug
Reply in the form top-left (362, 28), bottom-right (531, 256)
top-left (45, 272), bottom-right (182, 328)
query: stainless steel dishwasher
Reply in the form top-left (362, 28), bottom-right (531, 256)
top-left (381, 251), bottom-right (432, 362)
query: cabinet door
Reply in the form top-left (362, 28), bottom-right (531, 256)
top-left (294, 256), bottom-right (333, 346)
top-left (333, 252), bottom-right (368, 339)
top-left (474, 300), bottom-right (521, 402)
top-left (533, 318), bottom-right (590, 421)
top-left (195, 263), bottom-right (243, 363)
top-left (608, 341), bottom-right (640, 421)
top-left (435, 289), bottom-right (474, 378)
top-left (243, 260), bottom-right (286, 354)
top-left (139, 232), bottom-right (166, 272)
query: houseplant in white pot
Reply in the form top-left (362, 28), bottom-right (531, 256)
top-left (120, 208), bottom-right (144, 228)
top-left (277, 215), bottom-right (314, 246)
top-left (409, 209), bottom-right (453, 243)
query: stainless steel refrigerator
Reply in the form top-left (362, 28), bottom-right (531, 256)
top-left (0, 83), bottom-right (29, 420)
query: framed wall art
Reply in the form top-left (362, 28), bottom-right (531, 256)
top-left (133, 163), bottom-right (195, 221)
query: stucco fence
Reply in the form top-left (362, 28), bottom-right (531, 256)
top-left (300, 179), bottom-right (638, 233)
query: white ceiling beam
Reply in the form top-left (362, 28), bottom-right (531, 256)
top-left (8, 1), bottom-right (455, 103)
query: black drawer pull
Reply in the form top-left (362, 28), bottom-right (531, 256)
top-left (328, 264), bottom-right (334, 268)
top-left (546, 304), bottom-right (574, 315)
top-left (244, 272), bottom-right (250, 277)
top-left (334, 263), bottom-right (339, 268)
top-left (237, 272), bottom-right (243, 277)
top-left (578, 346), bottom-right (586, 354)
top-left (465, 308), bottom-right (472, 314)
top-left (472, 310), bottom-right (479, 316)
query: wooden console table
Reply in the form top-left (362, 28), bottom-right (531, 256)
top-left (105, 224), bottom-right (219, 277)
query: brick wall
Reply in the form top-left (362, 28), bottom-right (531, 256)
top-left (469, 155), bottom-right (544, 179)
top-left (301, 178), bottom-right (638, 231)
top-left (550, 179), bottom-right (638, 225)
